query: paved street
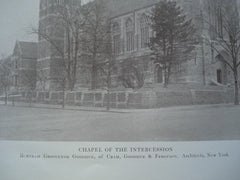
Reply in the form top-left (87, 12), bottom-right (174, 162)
top-left (0, 103), bottom-right (240, 141)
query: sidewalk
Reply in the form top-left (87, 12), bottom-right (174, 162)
top-left (1, 100), bottom-right (239, 113)
top-left (0, 101), bottom-right (130, 113)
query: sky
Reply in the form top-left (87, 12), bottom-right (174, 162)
top-left (0, 0), bottom-right (39, 57)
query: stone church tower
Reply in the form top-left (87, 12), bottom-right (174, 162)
top-left (37, 0), bottom-right (80, 90)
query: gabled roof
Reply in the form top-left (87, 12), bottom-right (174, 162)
top-left (13, 41), bottom-right (38, 59)
top-left (103, 0), bottom-right (160, 18)
top-left (103, 0), bottom-right (202, 19)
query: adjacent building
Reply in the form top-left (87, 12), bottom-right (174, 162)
top-left (11, 41), bottom-right (38, 91)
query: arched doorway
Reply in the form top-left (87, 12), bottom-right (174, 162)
top-left (217, 69), bottom-right (222, 84)
top-left (155, 65), bottom-right (163, 83)
top-left (215, 51), bottom-right (230, 85)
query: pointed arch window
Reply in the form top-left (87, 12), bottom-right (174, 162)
top-left (140, 14), bottom-right (150, 48)
top-left (112, 22), bottom-right (121, 55)
top-left (126, 18), bottom-right (134, 51)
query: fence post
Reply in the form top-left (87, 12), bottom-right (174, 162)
top-left (12, 96), bottom-right (15, 106)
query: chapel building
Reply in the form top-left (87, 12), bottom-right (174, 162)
top-left (37, 0), bottom-right (239, 90)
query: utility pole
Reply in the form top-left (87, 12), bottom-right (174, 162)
top-left (201, 10), bottom-right (206, 86)
top-left (62, 77), bottom-right (66, 109)
top-left (106, 57), bottom-right (112, 111)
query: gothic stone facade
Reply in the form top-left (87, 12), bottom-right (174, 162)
top-left (37, 0), bottom-right (238, 90)
top-left (108, 0), bottom-right (237, 87)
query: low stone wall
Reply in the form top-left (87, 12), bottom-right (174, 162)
top-left (191, 89), bottom-right (234, 105)
top-left (155, 91), bottom-right (193, 107)
top-left (15, 88), bottom-right (237, 109)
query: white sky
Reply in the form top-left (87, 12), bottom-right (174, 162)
top-left (82, 0), bottom-right (94, 5)
top-left (0, 0), bottom-right (39, 57)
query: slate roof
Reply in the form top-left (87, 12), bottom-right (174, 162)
top-left (103, 0), bottom-right (202, 19)
top-left (13, 41), bottom-right (38, 59)
top-left (104, 0), bottom-right (160, 18)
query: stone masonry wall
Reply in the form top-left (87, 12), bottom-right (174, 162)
top-left (10, 88), bottom-right (237, 109)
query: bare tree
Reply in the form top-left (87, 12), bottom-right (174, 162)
top-left (0, 56), bottom-right (12, 105)
top-left (118, 56), bottom-right (147, 89)
top-left (81, 1), bottom-right (111, 90)
top-left (36, 68), bottom-right (48, 91)
top-left (99, 39), bottom-right (115, 110)
top-left (31, 1), bottom-right (86, 91)
top-left (31, 1), bottom-right (111, 91)
top-left (203, 0), bottom-right (240, 105)
top-left (19, 70), bottom-right (36, 106)
top-left (56, 2), bottom-right (90, 90)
